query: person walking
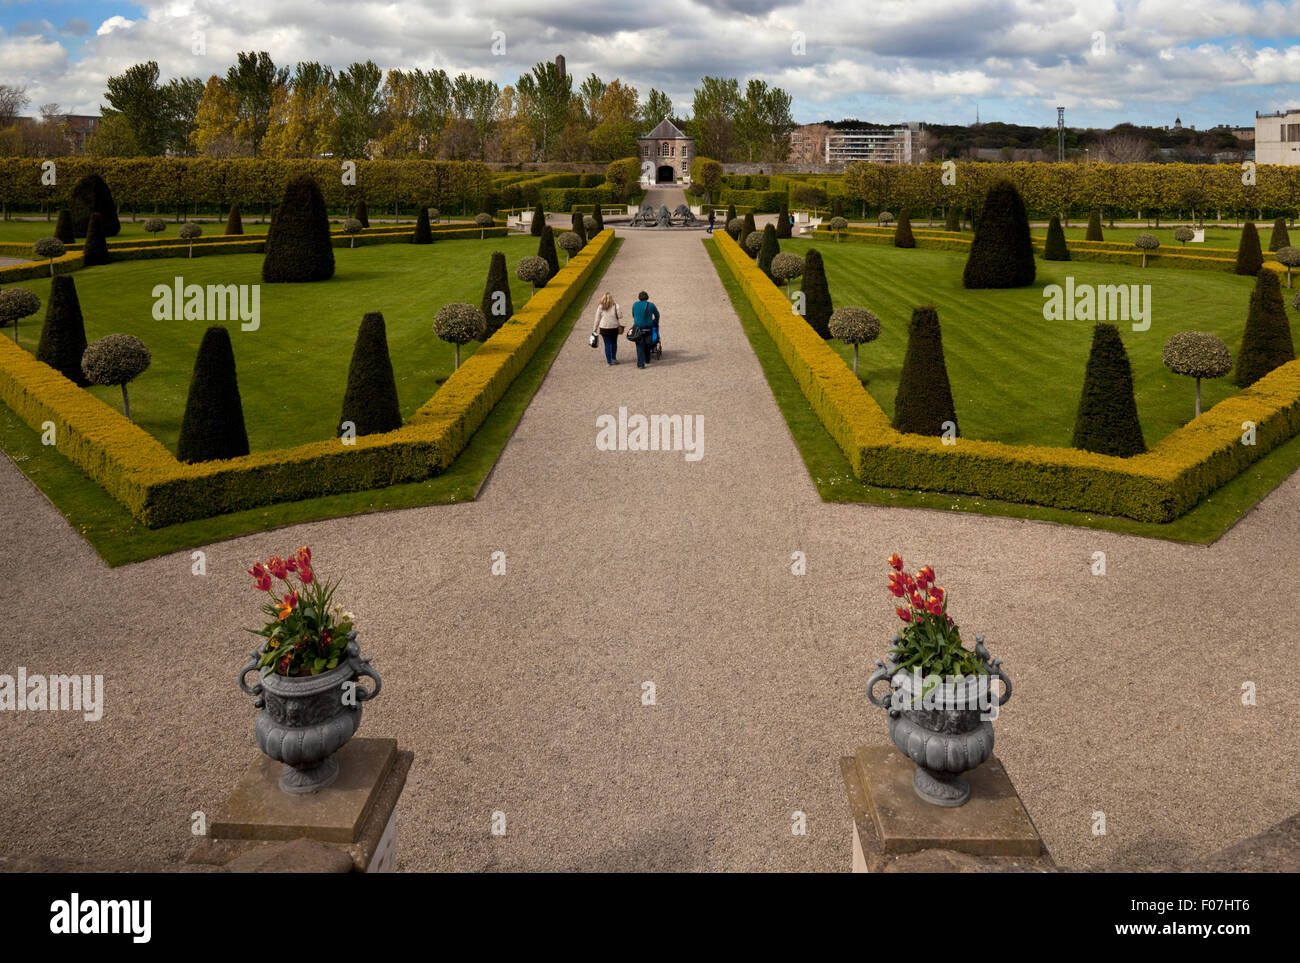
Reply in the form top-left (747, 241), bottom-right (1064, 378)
top-left (707, 209), bottom-right (716, 235)
top-left (631, 291), bottom-right (660, 369)
top-left (592, 292), bottom-right (623, 365)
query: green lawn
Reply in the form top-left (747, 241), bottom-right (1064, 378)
top-left (780, 237), bottom-right (1271, 447)
top-left (0, 239), bottom-right (620, 566)
top-left (706, 239), bottom-right (1300, 543)
top-left (6, 237), bottom-right (541, 453)
top-left (839, 219), bottom-right (1292, 251)
top-left (0, 215), bottom-right (478, 245)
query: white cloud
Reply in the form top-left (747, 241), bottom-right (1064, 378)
top-left (96, 16), bottom-right (136, 37)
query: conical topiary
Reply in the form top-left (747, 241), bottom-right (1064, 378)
top-left (225, 202), bottom-right (243, 235)
top-left (54, 209), bottom-right (75, 244)
top-left (1044, 215), bottom-right (1070, 261)
top-left (777, 200), bottom-right (791, 239)
top-left (756, 224), bottom-right (779, 278)
top-left (82, 212), bottom-right (110, 267)
top-left (944, 206), bottom-right (959, 232)
top-left (1234, 269), bottom-right (1295, 387)
top-left (963, 179), bottom-right (1035, 288)
top-left (800, 248), bottom-right (833, 339)
top-left (1236, 222), bottom-right (1263, 276)
top-left (35, 275), bottom-right (89, 386)
top-left (726, 203), bottom-right (737, 224)
top-left (339, 312), bottom-right (402, 437)
top-left (1071, 323), bottom-right (1146, 457)
top-left (353, 197), bottom-right (370, 229)
top-left (1268, 217), bottom-right (1290, 254)
top-left (262, 174), bottom-right (335, 282)
top-left (894, 209), bottom-right (915, 248)
top-left (530, 201), bottom-right (545, 237)
top-left (68, 173), bottom-right (120, 238)
top-left (572, 210), bottom-right (587, 247)
top-left (1085, 210), bottom-right (1104, 242)
top-left (538, 225), bottom-right (560, 282)
top-left (742, 212), bottom-right (757, 247)
top-left (592, 208), bottom-right (605, 233)
top-left (480, 251), bottom-right (513, 337)
top-left (177, 326), bottom-right (250, 463)
top-left (892, 306), bottom-right (958, 437)
top-left (412, 204), bottom-right (433, 244)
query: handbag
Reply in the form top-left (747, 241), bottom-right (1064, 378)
top-left (588, 332), bottom-right (598, 348)
top-left (616, 306), bottom-right (624, 335)
top-left (627, 326), bottom-right (643, 342)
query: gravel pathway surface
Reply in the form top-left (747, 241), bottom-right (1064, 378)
top-left (2, 191), bottom-right (1297, 871)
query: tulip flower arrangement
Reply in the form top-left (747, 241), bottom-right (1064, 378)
top-left (247, 547), bottom-right (354, 677)
top-left (885, 554), bottom-right (986, 678)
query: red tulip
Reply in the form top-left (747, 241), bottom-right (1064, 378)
top-left (929, 586), bottom-right (944, 604)
top-left (888, 553), bottom-right (903, 571)
top-left (896, 607), bottom-right (912, 623)
top-left (267, 555), bottom-right (288, 580)
top-left (910, 591), bottom-right (925, 608)
top-left (918, 565), bottom-right (936, 584)
top-left (902, 573), bottom-right (916, 592)
top-left (299, 564), bottom-right (315, 585)
top-left (926, 598), bottom-right (943, 616)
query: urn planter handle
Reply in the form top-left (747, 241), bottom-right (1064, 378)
top-left (865, 658), bottom-right (897, 709)
top-left (237, 648), bottom-right (265, 708)
top-left (345, 634), bottom-right (382, 703)
top-left (975, 634), bottom-right (1012, 706)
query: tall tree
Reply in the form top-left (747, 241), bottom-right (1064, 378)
top-left (103, 62), bottom-right (168, 155)
top-left (642, 89), bottom-right (672, 131)
top-left (688, 77), bottom-right (741, 161)
top-left (190, 76), bottom-right (250, 157)
top-left (515, 60), bottom-right (572, 160)
top-left (162, 77), bottom-right (204, 156)
top-left (225, 51), bottom-right (288, 156)
top-left (333, 60), bottom-right (384, 157)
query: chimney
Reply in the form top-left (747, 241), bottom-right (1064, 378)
top-left (556, 55), bottom-right (566, 80)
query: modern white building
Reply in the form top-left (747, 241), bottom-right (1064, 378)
top-left (824, 123), bottom-right (920, 165)
top-left (1254, 109), bottom-right (1300, 165)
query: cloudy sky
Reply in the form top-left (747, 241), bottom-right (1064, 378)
top-left (1, 0), bottom-right (1298, 129)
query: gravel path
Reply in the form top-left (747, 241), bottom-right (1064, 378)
top-left (2, 200), bottom-right (1298, 871)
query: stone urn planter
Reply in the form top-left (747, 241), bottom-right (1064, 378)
top-left (867, 634), bottom-right (1011, 807)
top-left (238, 633), bottom-right (381, 794)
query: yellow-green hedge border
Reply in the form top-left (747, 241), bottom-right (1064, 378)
top-left (714, 230), bottom-right (1300, 522)
top-left (0, 230), bottom-right (616, 527)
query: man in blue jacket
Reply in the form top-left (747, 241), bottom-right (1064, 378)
top-left (631, 291), bottom-right (660, 368)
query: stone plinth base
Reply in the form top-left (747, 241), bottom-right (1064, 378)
top-left (189, 738), bottom-right (412, 873)
top-left (842, 746), bottom-right (1054, 873)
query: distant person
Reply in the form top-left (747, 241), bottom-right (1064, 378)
top-left (707, 209), bottom-right (716, 234)
top-left (630, 291), bottom-right (660, 369)
top-left (592, 292), bottom-right (623, 365)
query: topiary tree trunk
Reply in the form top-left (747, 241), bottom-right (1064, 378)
top-left (800, 248), bottom-right (833, 339)
top-left (339, 312), bottom-right (402, 437)
top-left (177, 326), bottom-right (250, 463)
top-left (1044, 215), bottom-right (1070, 261)
top-left (1071, 323), bottom-right (1146, 457)
top-left (480, 251), bottom-right (514, 337)
top-left (35, 275), bottom-right (89, 386)
top-left (893, 306), bottom-right (957, 437)
top-left (1234, 269), bottom-right (1295, 387)
top-left (1236, 222), bottom-right (1264, 276)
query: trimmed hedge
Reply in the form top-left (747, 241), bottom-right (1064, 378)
top-left (719, 188), bottom-right (786, 213)
top-left (712, 230), bottom-right (1300, 523)
top-left (0, 230), bottom-right (618, 527)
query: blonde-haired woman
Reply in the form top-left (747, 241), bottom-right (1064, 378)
top-left (592, 292), bottom-right (623, 365)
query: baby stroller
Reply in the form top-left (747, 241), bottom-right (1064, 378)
top-left (648, 317), bottom-right (662, 360)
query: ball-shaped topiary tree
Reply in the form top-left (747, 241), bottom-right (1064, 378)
top-left (1173, 226), bottom-right (1195, 246)
top-left (1133, 233), bottom-right (1159, 268)
top-left (877, 211), bottom-right (894, 226)
top-left (829, 216), bottom-right (848, 242)
top-left (0, 288), bottom-right (41, 345)
top-left (557, 230), bottom-right (582, 262)
top-left (262, 174), bottom-right (335, 282)
top-left (178, 222), bottom-right (202, 258)
top-left (726, 217), bottom-right (746, 241)
top-left (1162, 331), bottom-right (1232, 418)
top-left (1072, 322), bottom-right (1146, 457)
top-left (83, 212), bottom-right (110, 267)
top-left (743, 230), bottom-right (765, 256)
top-left (434, 302), bottom-right (487, 370)
top-left (1235, 268), bottom-right (1295, 387)
top-left (770, 252), bottom-right (804, 297)
top-left (829, 306), bottom-right (881, 375)
top-left (963, 179), bottom-right (1035, 288)
top-left (583, 215), bottom-right (599, 237)
top-left (341, 218), bottom-right (364, 248)
top-left (1274, 246), bottom-right (1300, 288)
top-left (143, 218), bottom-right (167, 237)
top-left (339, 312), bottom-right (402, 436)
top-left (81, 334), bottom-right (151, 421)
top-left (33, 237), bottom-right (65, 276)
top-left (1236, 222), bottom-right (1263, 276)
top-left (36, 275), bottom-right (88, 385)
top-left (177, 326), bottom-right (249, 463)
top-left (515, 255), bottom-right (550, 294)
top-left (475, 212), bottom-right (495, 239)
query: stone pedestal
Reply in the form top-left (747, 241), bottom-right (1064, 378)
top-left (189, 738), bottom-right (412, 873)
top-left (841, 745), bottom-right (1054, 873)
